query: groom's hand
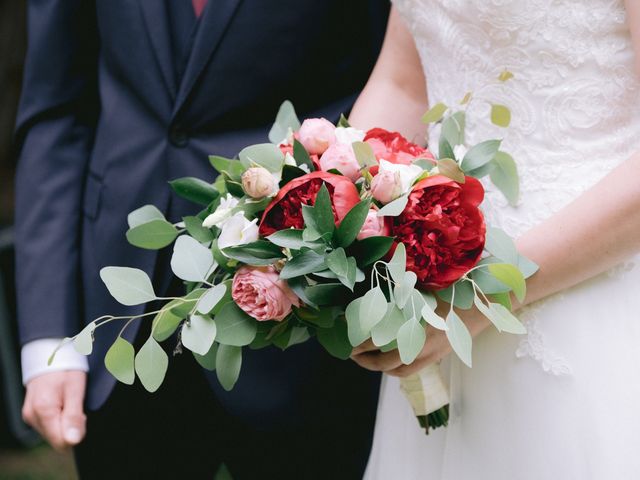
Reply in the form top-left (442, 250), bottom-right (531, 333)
top-left (22, 371), bottom-right (87, 451)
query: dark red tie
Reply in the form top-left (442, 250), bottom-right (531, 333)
top-left (192, 0), bottom-right (208, 18)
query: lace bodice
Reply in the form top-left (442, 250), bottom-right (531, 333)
top-left (394, 0), bottom-right (640, 237)
top-left (393, 0), bottom-right (640, 375)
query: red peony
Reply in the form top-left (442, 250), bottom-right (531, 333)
top-left (259, 171), bottom-right (360, 236)
top-left (390, 175), bottom-right (486, 290)
top-left (364, 128), bottom-right (435, 165)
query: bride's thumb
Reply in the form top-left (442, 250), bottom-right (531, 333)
top-left (61, 375), bottom-right (87, 446)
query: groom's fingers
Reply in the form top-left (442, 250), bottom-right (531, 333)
top-left (60, 372), bottom-right (87, 446)
top-left (351, 339), bottom-right (378, 355)
top-left (351, 349), bottom-right (403, 372)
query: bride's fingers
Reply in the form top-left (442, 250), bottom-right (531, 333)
top-left (351, 349), bottom-right (403, 372)
top-left (351, 339), bottom-right (378, 355)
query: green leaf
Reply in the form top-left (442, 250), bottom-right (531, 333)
top-left (295, 307), bottom-right (336, 328)
top-left (170, 235), bottom-right (215, 282)
top-left (371, 303), bottom-right (405, 347)
top-left (104, 337), bottom-right (135, 385)
top-left (466, 158), bottom-right (497, 179)
top-left (359, 286), bottom-right (388, 332)
top-left (485, 227), bottom-right (518, 264)
top-left (498, 70), bottom-right (514, 82)
top-left (346, 298), bottom-right (369, 346)
top-left (183, 216), bottom-right (215, 243)
top-left (280, 250), bottom-right (327, 279)
top-left (377, 194), bottom-right (408, 217)
top-left (169, 288), bottom-right (206, 317)
top-left (436, 280), bottom-right (475, 310)
top-left (489, 291), bottom-right (512, 310)
top-left (222, 240), bottom-right (284, 266)
top-left (215, 303), bottom-right (258, 346)
top-left (438, 136), bottom-right (455, 161)
top-left (518, 254), bottom-right (539, 278)
top-left (317, 320), bottom-right (352, 360)
top-left (387, 243), bottom-right (406, 285)
top-left (460, 139), bottom-right (501, 173)
top-left (239, 143), bottom-right (284, 173)
top-left (437, 158), bottom-right (466, 183)
top-left (135, 336), bottom-right (168, 393)
top-left (397, 318), bottom-right (426, 364)
top-left (326, 248), bottom-right (349, 278)
top-left (394, 271), bottom-right (417, 308)
top-left (152, 303), bottom-right (183, 342)
top-left (293, 139), bottom-right (314, 171)
top-left (126, 219), bottom-right (178, 250)
top-left (196, 284), bottom-right (228, 315)
top-left (169, 177), bottom-right (220, 206)
top-left (490, 151), bottom-right (519, 206)
top-left (421, 102), bottom-right (448, 124)
top-left (421, 304), bottom-right (448, 330)
top-left (209, 156), bottom-right (245, 181)
top-left (281, 165), bottom-right (307, 184)
top-left (491, 104), bottom-right (511, 127)
top-left (193, 342), bottom-right (217, 371)
top-left (487, 263), bottom-right (526, 302)
top-left (338, 114), bottom-right (351, 128)
top-left (474, 296), bottom-right (526, 334)
top-left (401, 289), bottom-right (426, 321)
top-left (269, 100), bottom-right (301, 144)
top-left (441, 111), bottom-right (466, 146)
top-left (273, 325), bottom-right (310, 350)
top-left (335, 200), bottom-right (371, 248)
top-left (267, 229), bottom-right (306, 250)
top-left (100, 266), bottom-right (156, 306)
top-left (352, 141), bottom-right (377, 167)
top-left (470, 259), bottom-right (511, 294)
top-left (73, 322), bottom-right (96, 355)
top-left (352, 236), bottom-right (394, 266)
top-left (312, 184), bottom-right (335, 237)
top-left (127, 205), bottom-right (165, 229)
top-left (305, 283), bottom-right (350, 306)
top-left (445, 310), bottom-right (472, 367)
top-left (216, 344), bottom-right (242, 391)
top-left (181, 314), bottom-right (217, 356)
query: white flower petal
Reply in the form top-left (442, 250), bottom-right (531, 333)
top-left (335, 126), bottom-right (366, 145)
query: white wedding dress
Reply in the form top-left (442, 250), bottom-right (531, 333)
top-left (366, 1), bottom-right (640, 479)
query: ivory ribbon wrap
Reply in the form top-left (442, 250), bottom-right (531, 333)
top-left (399, 363), bottom-right (449, 416)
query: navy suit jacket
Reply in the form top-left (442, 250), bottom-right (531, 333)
top-left (15, 0), bottom-right (387, 418)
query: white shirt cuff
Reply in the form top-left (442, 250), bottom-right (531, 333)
top-left (21, 338), bottom-right (89, 385)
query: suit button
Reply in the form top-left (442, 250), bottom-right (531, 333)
top-left (169, 124), bottom-right (189, 148)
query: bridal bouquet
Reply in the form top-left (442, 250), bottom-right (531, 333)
top-left (52, 85), bottom-right (536, 432)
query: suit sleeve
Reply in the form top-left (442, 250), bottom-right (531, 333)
top-left (14, 0), bottom-right (99, 344)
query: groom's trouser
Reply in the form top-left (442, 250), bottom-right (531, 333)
top-left (74, 319), bottom-right (380, 480)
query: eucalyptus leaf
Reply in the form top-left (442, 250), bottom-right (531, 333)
top-left (485, 227), bottom-right (518, 264)
top-left (209, 156), bottom-right (245, 181)
top-left (215, 303), bottom-right (258, 346)
top-left (196, 284), bottom-right (227, 315)
top-left (135, 336), bottom-right (168, 393)
top-left (488, 263), bottom-right (526, 302)
top-left (421, 102), bottom-right (448, 124)
top-left (394, 271), bottom-right (417, 308)
top-left (377, 195), bottom-right (409, 217)
top-left (216, 344), bottom-right (242, 391)
top-left (474, 296), bottom-right (526, 334)
top-left (152, 303), bottom-right (183, 342)
top-left (438, 137), bottom-right (455, 161)
top-left (268, 100), bottom-right (300, 144)
top-left (490, 151), bottom-right (519, 206)
top-left (437, 158), bottom-right (466, 183)
top-left (387, 243), bottom-right (407, 285)
top-left (371, 303), bottom-right (406, 347)
top-left (397, 318), bottom-right (426, 364)
top-left (170, 235), bottom-right (215, 282)
top-left (193, 342), bottom-right (218, 371)
top-left (239, 143), bottom-right (284, 173)
top-left (127, 205), bottom-right (165, 229)
top-left (445, 310), bottom-right (472, 367)
top-left (183, 216), bottom-right (215, 243)
top-left (441, 111), bottom-right (466, 146)
top-left (421, 304), bottom-right (448, 330)
top-left (73, 322), bottom-right (96, 355)
top-left (345, 298), bottom-right (369, 346)
top-left (402, 289), bottom-right (426, 322)
top-left (100, 266), bottom-right (156, 306)
top-left (104, 337), bottom-right (135, 385)
top-left (359, 287), bottom-right (388, 332)
top-left (181, 315), bottom-right (217, 356)
top-left (126, 219), bottom-right (178, 250)
top-left (352, 141), bottom-right (377, 167)
top-left (461, 140), bottom-right (501, 173)
top-left (436, 280), bottom-right (475, 310)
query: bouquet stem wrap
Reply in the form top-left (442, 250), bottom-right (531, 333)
top-left (399, 363), bottom-right (450, 433)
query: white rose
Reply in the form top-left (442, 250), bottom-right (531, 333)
top-left (202, 194), bottom-right (239, 228)
top-left (378, 159), bottom-right (423, 194)
top-left (217, 212), bottom-right (259, 252)
top-left (334, 126), bottom-right (366, 145)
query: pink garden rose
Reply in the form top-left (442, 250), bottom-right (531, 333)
top-left (370, 169), bottom-right (403, 204)
top-left (298, 118), bottom-right (336, 155)
top-left (232, 266), bottom-right (301, 321)
top-left (319, 143), bottom-right (361, 181)
top-left (357, 209), bottom-right (390, 240)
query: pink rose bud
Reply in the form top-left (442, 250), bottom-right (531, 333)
top-left (232, 266), bottom-right (301, 321)
top-left (357, 209), bottom-right (389, 240)
top-left (371, 170), bottom-right (403, 204)
top-left (298, 118), bottom-right (336, 155)
top-left (319, 143), bottom-right (361, 181)
top-left (241, 167), bottom-right (277, 198)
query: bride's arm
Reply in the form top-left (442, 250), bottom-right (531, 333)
top-left (349, 7), bottom-right (428, 143)
top-left (351, 4), bottom-right (640, 376)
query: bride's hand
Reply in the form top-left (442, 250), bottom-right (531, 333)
top-left (350, 306), bottom-right (491, 377)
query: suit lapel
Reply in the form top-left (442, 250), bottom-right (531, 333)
top-left (172, 0), bottom-right (244, 116)
top-left (138, 1), bottom-right (177, 99)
